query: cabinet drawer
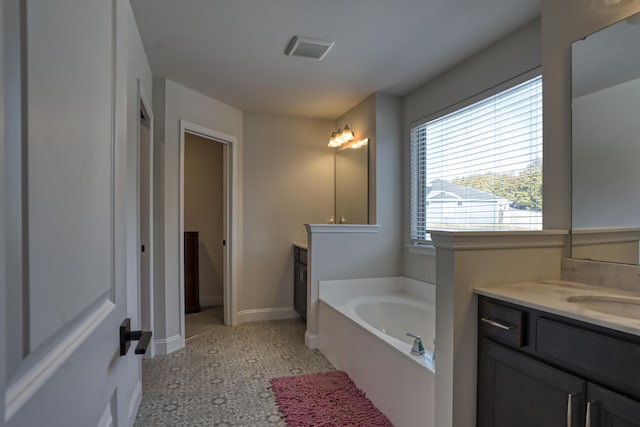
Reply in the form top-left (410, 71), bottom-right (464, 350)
top-left (479, 298), bottom-right (525, 348)
top-left (536, 318), bottom-right (640, 399)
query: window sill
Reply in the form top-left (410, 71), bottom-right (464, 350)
top-left (406, 244), bottom-right (436, 256)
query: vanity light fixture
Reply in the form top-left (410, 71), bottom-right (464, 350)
top-left (328, 124), bottom-right (356, 147)
top-left (348, 138), bottom-right (369, 149)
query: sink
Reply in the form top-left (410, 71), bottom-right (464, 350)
top-left (566, 295), bottom-right (640, 320)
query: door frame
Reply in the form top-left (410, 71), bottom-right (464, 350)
top-left (136, 80), bottom-right (154, 358)
top-left (178, 120), bottom-right (236, 341)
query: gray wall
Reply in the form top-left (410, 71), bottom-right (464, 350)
top-left (154, 78), bottom-right (243, 349)
top-left (242, 113), bottom-right (335, 313)
top-left (402, 18), bottom-right (542, 283)
top-left (306, 94), bottom-right (403, 340)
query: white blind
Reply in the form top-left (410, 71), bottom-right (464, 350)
top-left (410, 75), bottom-right (543, 242)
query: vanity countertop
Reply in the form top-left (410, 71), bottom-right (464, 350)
top-left (475, 280), bottom-right (640, 337)
top-left (292, 242), bottom-right (308, 250)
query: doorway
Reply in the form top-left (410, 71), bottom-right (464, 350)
top-left (179, 121), bottom-right (233, 342)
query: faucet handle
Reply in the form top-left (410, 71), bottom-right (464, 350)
top-left (406, 332), bottom-right (425, 356)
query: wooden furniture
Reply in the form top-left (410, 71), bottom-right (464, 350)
top-left (293, 245), bottom-right (307, 320)
top-left (477, 296), bottom-right (640, 427)
top-left (184, 231), bottom-right (201, 314)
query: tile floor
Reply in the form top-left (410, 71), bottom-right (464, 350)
top-left (185, 306), bottom-right (224, 339)
top-left (135, 318), bottom-right (334, 426)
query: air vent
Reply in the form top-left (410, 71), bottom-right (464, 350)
top-left (284, 36), bottom-right (334, 60)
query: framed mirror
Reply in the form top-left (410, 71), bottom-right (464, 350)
top-left (335, 143), bottom-right (369, 224)
top-left (571, 12), bottom-right (640, 264)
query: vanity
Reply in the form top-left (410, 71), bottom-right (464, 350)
top-left (473, 9), bottom-right (640, 427)
top-left (293, 244), bottom-right (308, 320)
top-left (476, 281), bottom-right (640, 426)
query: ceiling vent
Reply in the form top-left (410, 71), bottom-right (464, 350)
top-left (284, 36), bottom-right (334, 60)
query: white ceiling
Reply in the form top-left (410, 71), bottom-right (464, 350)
top-left (130, 0), bottom-right (540, 119)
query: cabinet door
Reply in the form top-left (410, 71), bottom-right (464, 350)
top-left (478, 339), bottom-right (585, 427)
top-left (294, 261), bottom-right (307, 320)
top-left (588, 383), bottom-right (640, 427)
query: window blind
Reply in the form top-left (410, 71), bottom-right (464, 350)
top-left (410, 75), bottom-right (543, 243)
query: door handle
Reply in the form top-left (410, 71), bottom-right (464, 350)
top-left (120, 318), bottom-right (152, 356)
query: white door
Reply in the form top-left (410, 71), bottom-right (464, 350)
top-left (2, 1), bottom-right (139, 426)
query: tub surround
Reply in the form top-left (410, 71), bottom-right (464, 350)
top-left (318, 277), bottom-right (435, 427)
top-left (304, 223), bottom-right (388, 349)
top-left (475, 280), bottom-right (640, 337)
top-left (320, 276), bottom-right (435, 371)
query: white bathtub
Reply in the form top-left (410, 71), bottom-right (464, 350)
top-left (319, 277), bottom-right (435, 427)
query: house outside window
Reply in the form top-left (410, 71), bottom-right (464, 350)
top-left (410, 75), bottom-right (543, 243)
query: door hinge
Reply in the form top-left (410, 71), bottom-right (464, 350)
top-left (222, 240), bottom-right (226, 246)
top-left (141, 244), bottom-right (145, 253)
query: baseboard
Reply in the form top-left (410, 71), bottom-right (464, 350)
top-left (305, 331), bottom-right (320, 349)
top-left (154, 334), bottom-right (182, 355)
top-left (199, 295), bottom-right (223, 307)
top-left (127, 381), bottom-right (142, 427)
top-left (237, 307), bottom-right (299, 323)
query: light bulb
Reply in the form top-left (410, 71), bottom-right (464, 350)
top-left (341, 125), bottom-right (355, 142)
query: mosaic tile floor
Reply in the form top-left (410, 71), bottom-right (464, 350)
top-left (135, 318), bottom-right (334, 426)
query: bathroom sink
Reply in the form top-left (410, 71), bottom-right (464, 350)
top-left (566, 295), bottom-right (640, 320)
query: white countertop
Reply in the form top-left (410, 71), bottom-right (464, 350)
top-left (292, 242), bottom-right (307, 250)
top-left (475, 280), bottom-right (640, 337)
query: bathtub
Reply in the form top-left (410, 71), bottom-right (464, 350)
top-left (319, 277), bottom-right (435, 427)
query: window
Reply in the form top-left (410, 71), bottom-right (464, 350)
top-left (410, 75), bottom-right (543, 243)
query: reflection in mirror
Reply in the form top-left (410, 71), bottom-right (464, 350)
top-left (571, 12), bottom-right (640, 265)
top-left (335, 143), bottom-right (369, 224)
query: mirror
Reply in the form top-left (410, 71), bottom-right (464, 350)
top-left (335, 144), bottom-right (369, 224)
top-left (571, 12), bottom-right (640, 264)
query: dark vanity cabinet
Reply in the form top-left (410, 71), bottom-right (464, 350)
top-left (478, 296), bottom-right (640, 427)
top-left (293, 246), bottom-right (307, 320)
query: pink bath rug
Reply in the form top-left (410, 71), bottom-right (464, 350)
top-left (270, 370), bottom-right (393, 427)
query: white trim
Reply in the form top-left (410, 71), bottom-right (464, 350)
top-left (236, 307), bottom-right (299, 323)
top-left (5, 298), bottom-right (115, 421)
top-left (571, 228), bottom-right (640, 246)
top-left (127, 380), bottom-right (142, 427)
top-left (154, 334), bottom-right (182, 355)
top-left (305, 224), bottom-right (381, 234)
top-left (304, 331), bottom-right (320, 350)
top-left (429, 230), bottom-right (569, 250)
top-left (137, 79), bottom-right (155, 359)
top-left (200, 295), bottom-right (223, 307)
top-left (406, 244), bottom-right (436, 256)
top-left (97, 402), bottom-right (113, 427)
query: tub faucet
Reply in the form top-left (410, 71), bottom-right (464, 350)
top-left (406, 333), bottom-right (425, 356)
